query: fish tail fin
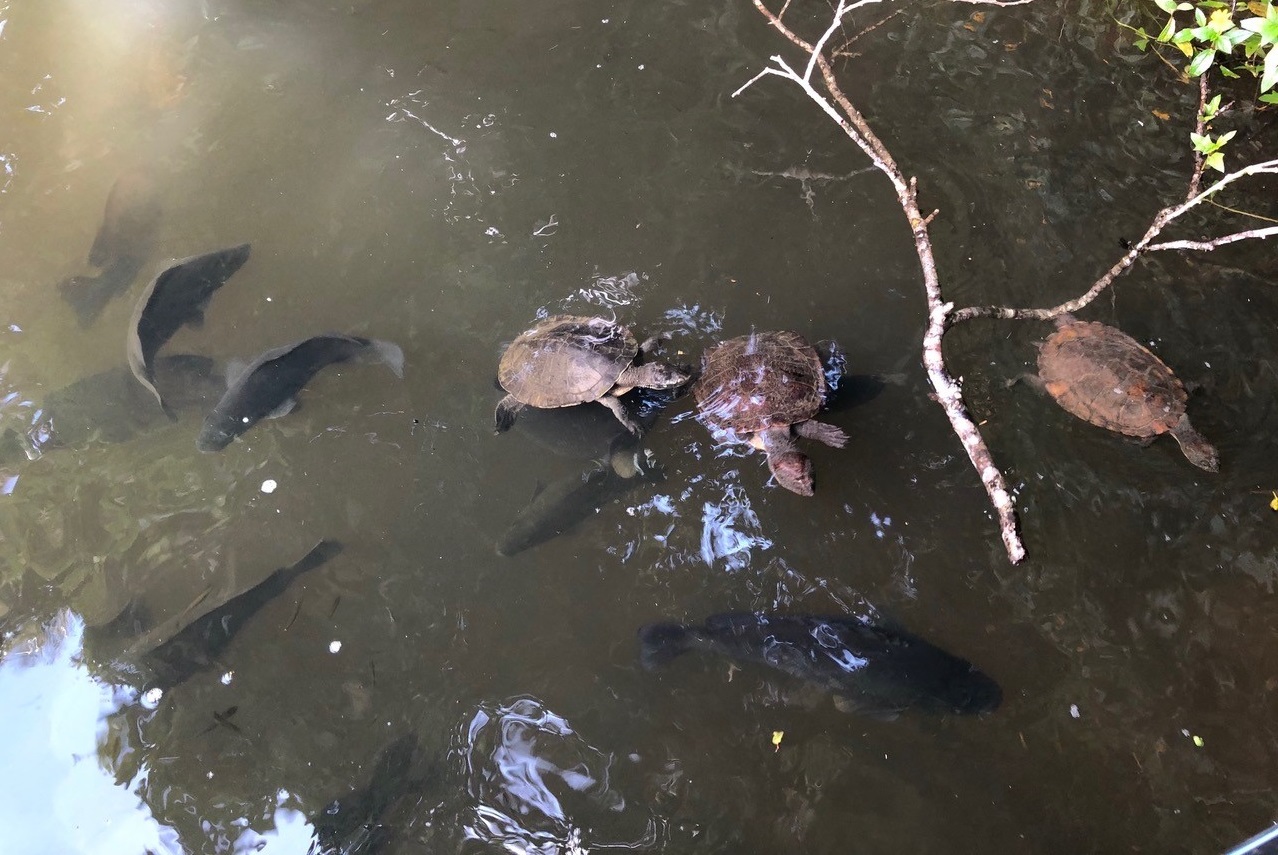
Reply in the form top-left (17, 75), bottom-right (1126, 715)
top-left (282, 539), bottom-right (344, 582)
top-left (368, 339), bottom-right (405, 378)
top-left (637, 622), bottom-right (699, 670)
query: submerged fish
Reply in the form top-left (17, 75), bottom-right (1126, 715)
top-left (0, 355), bottom-right (222, 465)
top-left (196, 333), bottom-right (404, 452)
top-left (58, 170), bottom-right (162, 326)
top-left (127, 243), bottom-right (251, 417)
top-left (138, 539), bottom-right (342, 692)
top-left (638, 612), bottom-right (1002, 718)
top-left (310, 732), bottom-right (423, 855)
top-left (497, 450), bottom-right (662, 557)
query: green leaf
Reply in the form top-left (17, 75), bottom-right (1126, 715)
top-left (1187, 47), bottom-right (1217, 74)
top-left (1259, 91), bottom-right (1278, 103)
top-left (1154, 0), bottom-right (1178, 12)
top-left (1190, 131), bottom-right (1213, 152)
top-left (1135, 37), bottom-right (1150, 50)
top-left (1241, 16), bottom-right (1278, 42)
top-left (1205, 151), bottom-right (1226, 171)
top-left (1159, 16), bottom-right (1179, 40)
top-left (1220, 64), bottom-right (1241, 76)
top-left (1195, 6), bottom-right (1207, 26)
top-left (1263, 42), bottom-right (1278, 89)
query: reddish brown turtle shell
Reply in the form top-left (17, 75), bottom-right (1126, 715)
top-left (499, 315), bottom-right (638, 408)
top-left (1037, 319), bottom-right (1186, 437)
top-left (1036, 316), bottom-right (1219, 472)
top-left (694, 330), bottom-right (825, 434)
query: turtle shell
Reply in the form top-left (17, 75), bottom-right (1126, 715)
top-left (499, 315), bottom-right (638, 408)
top-left (1037, 319), bottom-right (1187, 438)
top-left (694, 330), bottom-right (825, 434)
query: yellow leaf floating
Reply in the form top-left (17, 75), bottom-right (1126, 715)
top-left (771, 730), bottom-right (784, 751)
top-left (1247, 0), bottom-right (1267, 16)
top-left (1269, 491), bottom-right (1278, 511)
top-left (1152, 109), bottom-right (1171, 121)
top-left (1176, 41), bottom-right (1194, 57)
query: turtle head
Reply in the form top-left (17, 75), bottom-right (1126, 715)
top-left (632, 361), bottom-right (692, 391)
top-left (769, 450), bottom-right (814, 496)
top-left (1170, 420), bottom-right (1219, 472)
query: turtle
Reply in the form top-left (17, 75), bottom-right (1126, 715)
top-left (693, 330), bottom-right (848, 496)
top-left (495, 315), bottom-right (690, 434)
top-left (1036, 314), bottom-right (1218, 472)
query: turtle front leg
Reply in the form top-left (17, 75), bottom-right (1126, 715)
top-left (598, 394), bottom-right (643, 436)
top-left (637, 332), bottom-right (670, 356)
top-left (794, 419), bottom-right (848, 449)
top-left (493, 394), bottom-right (526, 433)
top-left (758, 427), bottom-right (814, 496)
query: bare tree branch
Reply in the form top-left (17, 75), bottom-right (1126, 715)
top-left (1148, 226), bottom-right (1278, 252)
top-left (742, 0), bottom-right (1026, 562)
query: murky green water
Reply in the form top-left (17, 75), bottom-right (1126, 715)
top-left (2, 0), bottom-right (1277, 852)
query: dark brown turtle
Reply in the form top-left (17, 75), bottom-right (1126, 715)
top-left (1037, 315), bottom-right (1218, 472)
top-left (495, 315), bottom-right (689, 434)
top-left (694, 330), bottom-right (848, 496)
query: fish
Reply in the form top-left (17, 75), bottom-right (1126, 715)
top-left (127, 243), bottom-right (252, 417)
top-left (638, 612), bottom-right (1002, 718)
top-left (0, 355), bottom-right (223, 466)
top-left (309, 732), bottom-right (422, 855)
top-left (497, 449), bottom-right (662, 557)
top-left (58, 170), bottom-right (162, 326)
top-left (137, 539), bottom-right (342, 693)
top-left (196, 333), bottom-right (404, 453)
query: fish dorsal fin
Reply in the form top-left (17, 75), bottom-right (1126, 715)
top-left (225, 358), bottom-right (250, 388)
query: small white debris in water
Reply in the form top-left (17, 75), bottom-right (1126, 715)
top-left (261, 479), bottom-right (278, 494)
top-left (329, 640), bottom-right (342, 654)
top-left (638, 64), bottom-right (645, 70)
top-left (601, 17), bottom-right (609, 23)
top-left (8, 324), bottom-right (20, 333)
top-left (549, 132), bottom-right (558, 139)
top-left (142, 687), bottom-right (164, 708)
top-left (220, 671), bottom-right (234, 685)
top-left (242, 416), bottom-right (251, 424)
top-left (266, 297), bottom-right (272, 302)
top-left (1070, 704), bottom-right (1080, 719)
top-left (207, 771), bottom-right (214, 780)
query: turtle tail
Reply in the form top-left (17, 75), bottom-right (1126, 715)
top-left (1169, 418), bottom-right (1219, 472)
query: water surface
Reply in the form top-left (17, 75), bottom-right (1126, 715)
top-left (2, 0), bottom-right (1277, 852)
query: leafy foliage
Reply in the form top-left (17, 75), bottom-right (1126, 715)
top-left (1128, 0), bottom-right (1278, 168)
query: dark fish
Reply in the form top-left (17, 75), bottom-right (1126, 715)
top-left (127, 243), bottom-right (252, 417)
top-left (58, 256), bottom-right (149, 329)
top-left (638, 612), bottom-right (1002, 718)
top-left (0, 355), bottom-right (222, 465)
top-left (58, 170), bottom-right (162, 326)
top-left (310, 732), bottom-right (421, 855)
top-left (196, 333), bottom-right (404, 453)
top-left (139, 539), bottom-right (342, 692)
top-left (497, 450), bottom-right (662, 557)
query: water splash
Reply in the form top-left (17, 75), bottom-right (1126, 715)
top-left (459, 696), bottom-right (653, 854)
top-left (565, 272), bottom-right (646, 310)
top-left (699, 479), bottom-right (772, 572)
